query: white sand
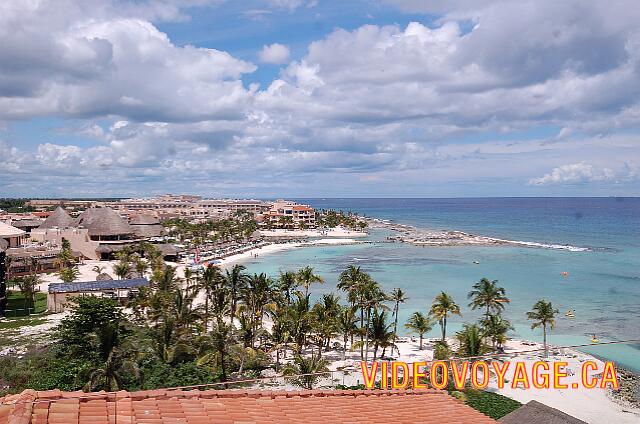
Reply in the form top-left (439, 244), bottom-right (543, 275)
top-left (259, 227), bottom-right (367, 238)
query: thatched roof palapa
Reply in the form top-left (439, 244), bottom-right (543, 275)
top-left (499, 401), bottom-right (588, 424)
top-left (38, 206), bottom-right (76, 229)
top-left (130, 214), bottom-right (165, 238)
top-left (76, 207), bottom-right (134, 237)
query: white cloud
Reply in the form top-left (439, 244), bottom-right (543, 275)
top-left (2, 0), bottom-right (640, 196)
top-left (528, 162), bottom-right (628, 185)
top-left (259, 43), bottom-right (291, 64)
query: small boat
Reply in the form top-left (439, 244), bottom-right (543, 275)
top-left (565, 311), bottom-right (574, 318)
top-left (473, 261), bottom-right (480, 264)
top-left (591, 337), bottom-right (600, 343)
top-left (561, 271), bottom-right (569, 277)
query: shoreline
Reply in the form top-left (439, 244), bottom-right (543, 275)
top-left (367, 218), bottom-right (593, 251)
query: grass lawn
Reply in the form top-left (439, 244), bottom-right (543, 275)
top-left (5, 291), bottom-right (47, 317)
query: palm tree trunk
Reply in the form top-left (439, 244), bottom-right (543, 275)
top-left (364, 308), bottom-right (371, 362)
top-left (441, 316), bottom-right (448, 342)
top-left (543, 324), bottom-right (548, 357)
top-left (419, 334), bottom-right (423, 350)
top-left (392, 303), bottom-right (399, 356)
top-left (359, 307), bottom-right (364, 359)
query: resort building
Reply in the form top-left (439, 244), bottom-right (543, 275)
top-left (263, 200), bottom-right (316, 228)
top-left (0, 388), bottom-right (499, 423)
top-left (47, 278), bottom-right (150, 313)
top-left (106, 194), bottom-right (270, 219)
top-left (3, 246), bottom-right (80, 277)
top-left (0, 222), bottom-right (26, 248)
top-left (25, 199), bottom-right (98, 211)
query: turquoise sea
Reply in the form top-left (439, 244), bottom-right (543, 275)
top-left (243, 198), bottom-right (640, 372)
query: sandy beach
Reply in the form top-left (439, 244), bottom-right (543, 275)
top-left (259, 227), bottom-right (368, 238)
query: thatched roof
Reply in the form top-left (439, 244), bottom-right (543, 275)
top-left (131, 224), bottom-right (165, 238)
top-left (130, 214), bottom-right (160, 225)
top-left (38, 206), bottom-right (76, 229)
top-left (157, 244), bottom-right (180, 257)
top-left (96, 272), bottom-right (114, 281)
top-left (76, 207), bottom-right (134, 237)
top-left (499, 401), bottom-right (587, 424)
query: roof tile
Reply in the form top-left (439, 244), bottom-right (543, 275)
top-left (0, 388), bottom-right (498, 424)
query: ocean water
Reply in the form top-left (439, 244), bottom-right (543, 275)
top-left (244, 198), bottom-right (640, 371)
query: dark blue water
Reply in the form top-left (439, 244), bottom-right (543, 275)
top-left (247, 198), bottom-right (640, 370)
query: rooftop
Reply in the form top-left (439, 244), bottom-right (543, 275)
top-left (76, 207), bottom-right (134, 237)
top-left (48, 278), bottom-right (149, 293)
top-left (499, 400), bottom-right (588, 424)
top-left (0, 222), bottom-right (26, 238)
top-left (38, 206), bottom-right (76, 230)
top-left (0, 389), bottom-right (498, 424)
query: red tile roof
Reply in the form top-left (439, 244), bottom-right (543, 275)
top-left (0, 388), bottom-right (498, 424)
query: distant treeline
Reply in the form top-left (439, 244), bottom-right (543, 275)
top-left (0, 199), bottom-right (34, 213)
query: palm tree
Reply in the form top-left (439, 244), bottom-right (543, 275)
top-left (310, 294), bottom-right (340, 356)
top-left (92, 265), bottom-right (106, 276)
top-left (199, 266), bottom-right (225, 329)
top-left (337, 307), bottom-right (357, 361)
top-left (225, 264), bottom-right (249, 323)
top-left (297, 266), bottom-right (323, 297)
top-left (429, 292), bottom-right (461, 342)
top-left (277, 271), bottom-right (299, 305)
top-left (468, 278), bottom-right (510, 319)
top-left (113, 262), bottom-right (131, 280)
top-left (389, 288), bottom-right (408, 355)
top-left (58, 266), bottom-right (80, 283)
top-left (242, 273), bottom-right (274, 347)
top-left (404, 312), bottom-right (433, 349)
top-left (369, 310), bottom-right (395, 361)
top-left (134, 257), bottom-right (148, 278)
top-left (282, 354), bottom-right (330, 390)
top-left (527, 300), bottom-right (559, 357)
top-left (455, 324), bottom-right (490, 358)
top-left (83, 344), bottom-right (139, 392)
top-left (197, 322), bottom-right (233, 382)
top-left (480, 314), bottom-right (513, 350)
top-left (338, 265), bottom-right (370, 351)
top-left (15, 274), bottom-right (41, 315)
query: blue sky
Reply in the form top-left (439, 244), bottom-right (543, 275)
top-left (1, 0), bottom-right (639, 197)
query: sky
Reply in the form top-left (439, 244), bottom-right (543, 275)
top-left (1, 0), bottom-right (639, 198)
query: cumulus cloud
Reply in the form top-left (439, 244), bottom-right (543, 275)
top-left (2, 0), bottom-right (640, 196)
top-left (528, 162), bottom-right (639, 185)
top-left (259, 43), bottom-right (291, 64)
top-left (0, 1), bottom-right (256, 122)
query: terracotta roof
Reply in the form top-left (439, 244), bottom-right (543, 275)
top-left (0, 389), bottom-right (498, 424)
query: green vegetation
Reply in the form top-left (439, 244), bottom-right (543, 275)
top-left (5, 292), bottom-right (47, 317)
top-left (0, 199), bottom-right (35, 213)
top-left (163, 214), bottom-right (258, 245)
top-left (462, 388), bottom-right (522, 419)
top-left (527, 299), bottom-right (559, 356)
top-left (316, 210), bottom-right (368, 230)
